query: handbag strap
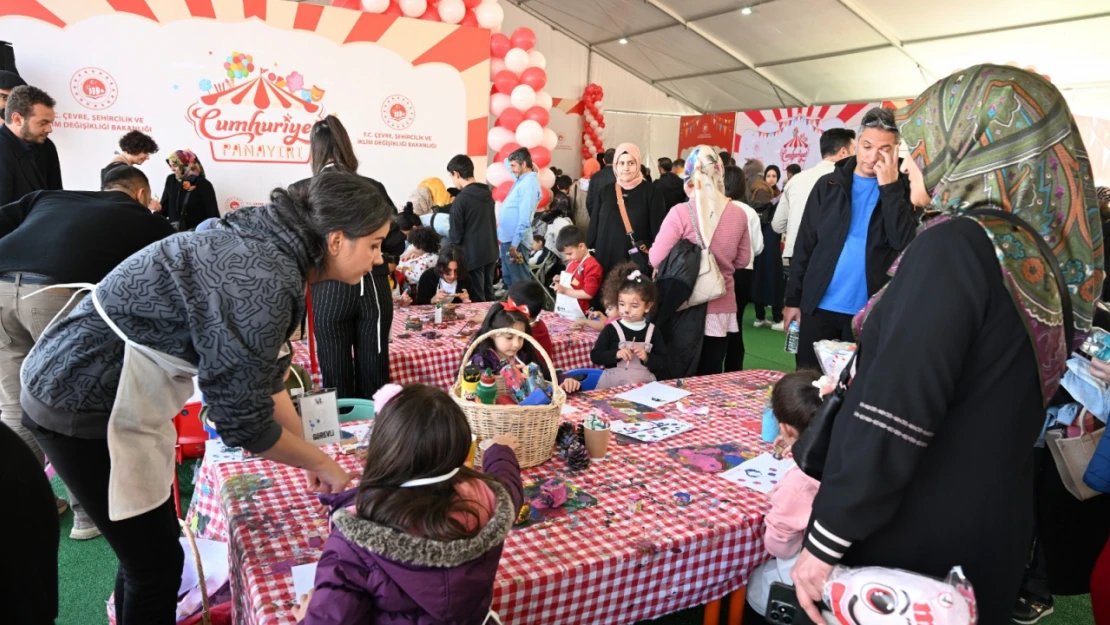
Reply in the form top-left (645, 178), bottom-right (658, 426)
top-left (964, 208), bottom-right (1074, 352)
top-left (684, 201), bottom-right (708, 250)
top-left (615, 184), bottom-right (637, 245)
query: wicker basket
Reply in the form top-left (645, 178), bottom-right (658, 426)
top-left (453, 328), bottom-right (566, 468)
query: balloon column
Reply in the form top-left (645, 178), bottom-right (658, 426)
top-left (580, 83), bottom-right (606, 172)
top-left (485, 26), bottom-right (556, 208)
top-left (348, 0), bottom-right (505, 28)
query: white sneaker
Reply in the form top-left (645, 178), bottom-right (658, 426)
top-left (753, 320), bottom-right (770, 328)
top-left (771, 321), bottom-right (785, 331)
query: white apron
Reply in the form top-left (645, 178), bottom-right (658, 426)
top-left (553, 266), bottom-right (586, 321)
top-left (22, 283), bottom-right (198, 521)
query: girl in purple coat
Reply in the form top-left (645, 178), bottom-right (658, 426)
top-left (291, 384), bottom-right (524, 625)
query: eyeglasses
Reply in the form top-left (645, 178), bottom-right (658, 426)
top-left (861, 118), bottom-right (898, 132)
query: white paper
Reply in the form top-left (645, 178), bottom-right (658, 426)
top-left (291, 562), bottom-right (318, 598)
top-left (203, 439), bottom-right (260, 466)
top-left (610, 418), bottom-right (693, 442)
top-left (719, 453), bottom-right (793, 494)
top-left (614, 382), bottom-right (692, 408)
top-left (299, 390), bottom-right (341, 446)
top-left (560, 404), bottom-right (579, 416)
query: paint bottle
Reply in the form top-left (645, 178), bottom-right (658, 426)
top-left (477, 368), bottom-right (498, 405)
top-left (761, 406), bottom-right (780, 443)
top-left (461, 365), bottom-right (481, 400)
top-left (435, 303), bottom-right (443, 324)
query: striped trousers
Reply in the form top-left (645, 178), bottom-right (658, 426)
top-left (309, 275), bottom-right (392, 400)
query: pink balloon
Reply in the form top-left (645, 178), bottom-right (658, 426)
top-left (490, 57), bottom-right (507, 80)
top-left (511, 27), bottom-right (536, 51)
top-left (495, 142), bottom-right (521, 163)
top-left (493, 70), bottom-right (518, 95)
top-left (490, 92), bottom-right (511, 117)
top-left (497, 107), bottom-right (524, 132)
top-left (493, 181), bottom-right (514, 202)
top-left (490, 33), bottom-right (511, 59)
top-left (531, 146), bottom-right (552, 169)
top-left (524, 106), bottom-right (549, 127)
top-left (519, 67), bottom-right (547, 92)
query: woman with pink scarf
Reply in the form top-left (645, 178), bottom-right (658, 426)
top-left (585, 143), bottom-right (668, 307)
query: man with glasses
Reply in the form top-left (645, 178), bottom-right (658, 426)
top-left (783, 107), bottom-right (918, 369)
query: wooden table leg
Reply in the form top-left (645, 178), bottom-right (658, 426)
top-left (727, 586), bottom-right (747, 625)
top-left (702, 598), bottom-right (722, 625)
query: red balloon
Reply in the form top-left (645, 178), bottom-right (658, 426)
top-left (497, 108), bottom-right (524, 132)
top-left (493, 181), bottom-right (514, 202)
top-left (511, 27), bottom-right (536, 51)
top-left (490, 33), bottom-right (511, 58)
top-left (531, 146), bottom-right (551, 169)
top-left (519, 67), bottom-right (547, 92)
top-left (383, 2), bottom-right (403, 17)
top-left (496, 142), bottom-right (521, 162)
top-left (524, 106), bottom-right (549, 127)
top-left (538, 187), bottom-right (552, 208)
top-left (493, 70), bottom-right (519, 95)
top-left (332, 0), bottom-right (360, 8)
top-left (462, 0), bottom-right (482, 7)
top-left (460, 10), bottom-right (478, 27)
top-left (420, 5), bottom-right (440, 20)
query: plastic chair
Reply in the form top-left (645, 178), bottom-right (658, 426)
top-left (562, 368), bottom-right (603, 392)
top-left (173, 402), bottom-right (207, 518)
top-left (337, 398), bottom-right (375, 423)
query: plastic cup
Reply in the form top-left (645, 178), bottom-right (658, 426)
top-left (583, 425), bottom-right (610, 460)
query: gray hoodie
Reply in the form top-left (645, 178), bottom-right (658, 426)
top-left (21, 203), bottom-right (310, 452)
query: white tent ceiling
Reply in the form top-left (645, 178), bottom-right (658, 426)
top-left (506, 0), bottom-right (1110, 115)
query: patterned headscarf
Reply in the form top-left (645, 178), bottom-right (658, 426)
top-left (863, 64), bottom-right (1101, 403)
top-left (167, 150), bottom-right (204, 188)
top-left (409, 186), bottom-right (434, 216)
top-left (683, 145), bottom-right (727, 239)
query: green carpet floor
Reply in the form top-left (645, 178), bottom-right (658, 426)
top-left (53, 306), bottom-right (1093, 624)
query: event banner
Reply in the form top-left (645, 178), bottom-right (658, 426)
top-left (732, 102), bottom-right (910, 175)
top-left (677, 112), bottom-right (735, 161)
top-left (0, 0), bottom-right (490, 212)
top-left (549, 97), bottom-right (584, 179)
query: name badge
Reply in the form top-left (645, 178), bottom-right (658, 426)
top-left (297, 389), bottom-right (340, 446)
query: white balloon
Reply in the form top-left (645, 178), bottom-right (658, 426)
top-left (504, 48), bottom-right (530, 75)
top-left (533, 90), bottom-right (552, 111)
top-left (515, 120), bottom-right (544, 149)
top-left (361, 0), bottom-right (390, 12)
top-left (590, 119), bottom-right (599, 128)
top-left (487, 162), bottom-right (511, 187)
top-left (399, 0), bottom-right (426, 17)
top-left (438, 0), bottom-right (466, 24)
top-left (475, 1), bottom-right (504, 30)
top-left (490, 57), bottom-right (507, 80)
top-left (541, 127), bottom-right (558, 151)
top-left (527, 50), bottom-right (546, 70)
top-left (538, 167), bottom-right (556, 189)
top-left (487, 126), bottom-right (514, 152)
top-left (510, 84), bottom-right (536, 111)
top-left (490, 93), bottom-right (511, 117)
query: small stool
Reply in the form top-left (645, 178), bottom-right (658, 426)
top-left (703, 586), bottom-right (746, 625)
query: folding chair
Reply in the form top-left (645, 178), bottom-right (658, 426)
top-left (529, 254), bottom-right (557, 310)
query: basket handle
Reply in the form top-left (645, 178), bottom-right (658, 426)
top-left (180, 518), bottom-right (211, 625)
top-left (457, 327), bottom-right (560, 388)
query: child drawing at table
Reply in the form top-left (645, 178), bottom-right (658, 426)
top-left (745, 369), bottom-right (823, 625)
top-left (552, 226), bottom-right (602, 320)
top-left (291, 384), bottom-right (524, 625)
top-left (507, 281), bottom-right (555, 358)
top-left (591, 263), bottom-right (669, 388)
top-left (571, 302), bottom-right (618, 332)
top-left (468, 302), bottom-right (581, 394)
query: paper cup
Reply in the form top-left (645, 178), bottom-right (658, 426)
top-left (583, 426), bottom-right (610, 460)
top-left (465, 434), bottom-right (478, 468)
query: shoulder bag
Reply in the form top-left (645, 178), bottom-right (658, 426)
top-left (615, 184), bottom-right (653, 275)
top-left (678, 200), bottom-right (727, 310)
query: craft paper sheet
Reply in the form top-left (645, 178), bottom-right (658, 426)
top-left (610, 418), bottom-right (694, 442)
top-left (719, 453), bottom-right (793, 494)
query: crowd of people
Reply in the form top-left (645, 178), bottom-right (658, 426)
top-left (2, 61), bottom-right (1109, 625)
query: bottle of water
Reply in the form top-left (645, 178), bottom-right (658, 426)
top-left (785, 320), bottom-right (800, 354)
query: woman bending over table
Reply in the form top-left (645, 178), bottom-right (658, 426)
top-left (20, 171), bottom-right (393, 624)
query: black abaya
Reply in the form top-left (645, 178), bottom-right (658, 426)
top-left (585, 179), bottom-right (667, 283)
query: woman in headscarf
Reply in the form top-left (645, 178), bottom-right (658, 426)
top-left (648, 146), bottom-right (751, 375)
top-left (410, 177), bottom-right (452, 216)
top-left (790, 65), bottom-right (1102, 625)
top-left (747, 158), bottom-right (785, 329)
top-left (161, 150), bottom-right (220, 231)
top-left (764, 164), bottom-right (782, 198)
top-left (585, 143), bottom-right (668, 305)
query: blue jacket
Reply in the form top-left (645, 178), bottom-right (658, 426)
top-left (1084, 427), bottom-right (1110, 493)
top-left (497, 161), bottom-right (540, 247)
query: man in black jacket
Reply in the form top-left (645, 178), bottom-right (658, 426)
top-left (0, 166), bottom-right (175, 540)
top-left (585, 147), bottom-right (616, 221)
top-left (653, 157), bottom-right (686, 211)
top-left (783, 108), bottom-right (918, 369)
top-left (0, 85), bottom-right (60, 206)
top-left (446, 154), bottom-right (498, 302)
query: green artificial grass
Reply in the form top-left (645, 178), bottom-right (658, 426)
top-left (53, 310), bottom-right (1092, 624)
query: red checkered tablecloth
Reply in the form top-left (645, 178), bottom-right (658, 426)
top-left (291, 303), bottom-right (597, 390)
top-left (184, 370), bottom-right (783, 625)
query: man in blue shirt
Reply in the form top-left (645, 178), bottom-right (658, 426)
top-left (783, 108), bottom-right (919, 369)
top-left (498, 147), bottom-right (541, 287)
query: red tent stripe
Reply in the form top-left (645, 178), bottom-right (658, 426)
top-left (106, 0), bottom-right (158, 22)
top-left (412, 25), bottom-right (491, 72)
top-left (837, 103), bottom-right (868, 122)
top-left (467, 117), bottom-right (488, 156)
top-left (243, 0), bottom-right (266, 20)
top-left (184, 0), bottom-right (216, 19)
top-left (343, 12), bottom-right (397, 44)
top-left (817, 105), bottom-right (830, 119)
top-left (1, 0), bottom-right (65, 27)
top-left (745, 111), bottom-right (766, 127)
top-left (292, 2), bottom-right (323, 32)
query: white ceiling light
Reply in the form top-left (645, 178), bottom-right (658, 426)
top-left (740, 6), bottom-right (752, 15)
top-left (619, 37), bottom-right (629, 44)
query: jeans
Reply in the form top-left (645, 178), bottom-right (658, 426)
top-left (499, 242), bottom-right (533, 288)
top-left (27, 416), bottom-right (184, 625)
top-left (0, 276), bottom-right (85, 514)
top-left (469, 262), bottom-right (497, 302)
